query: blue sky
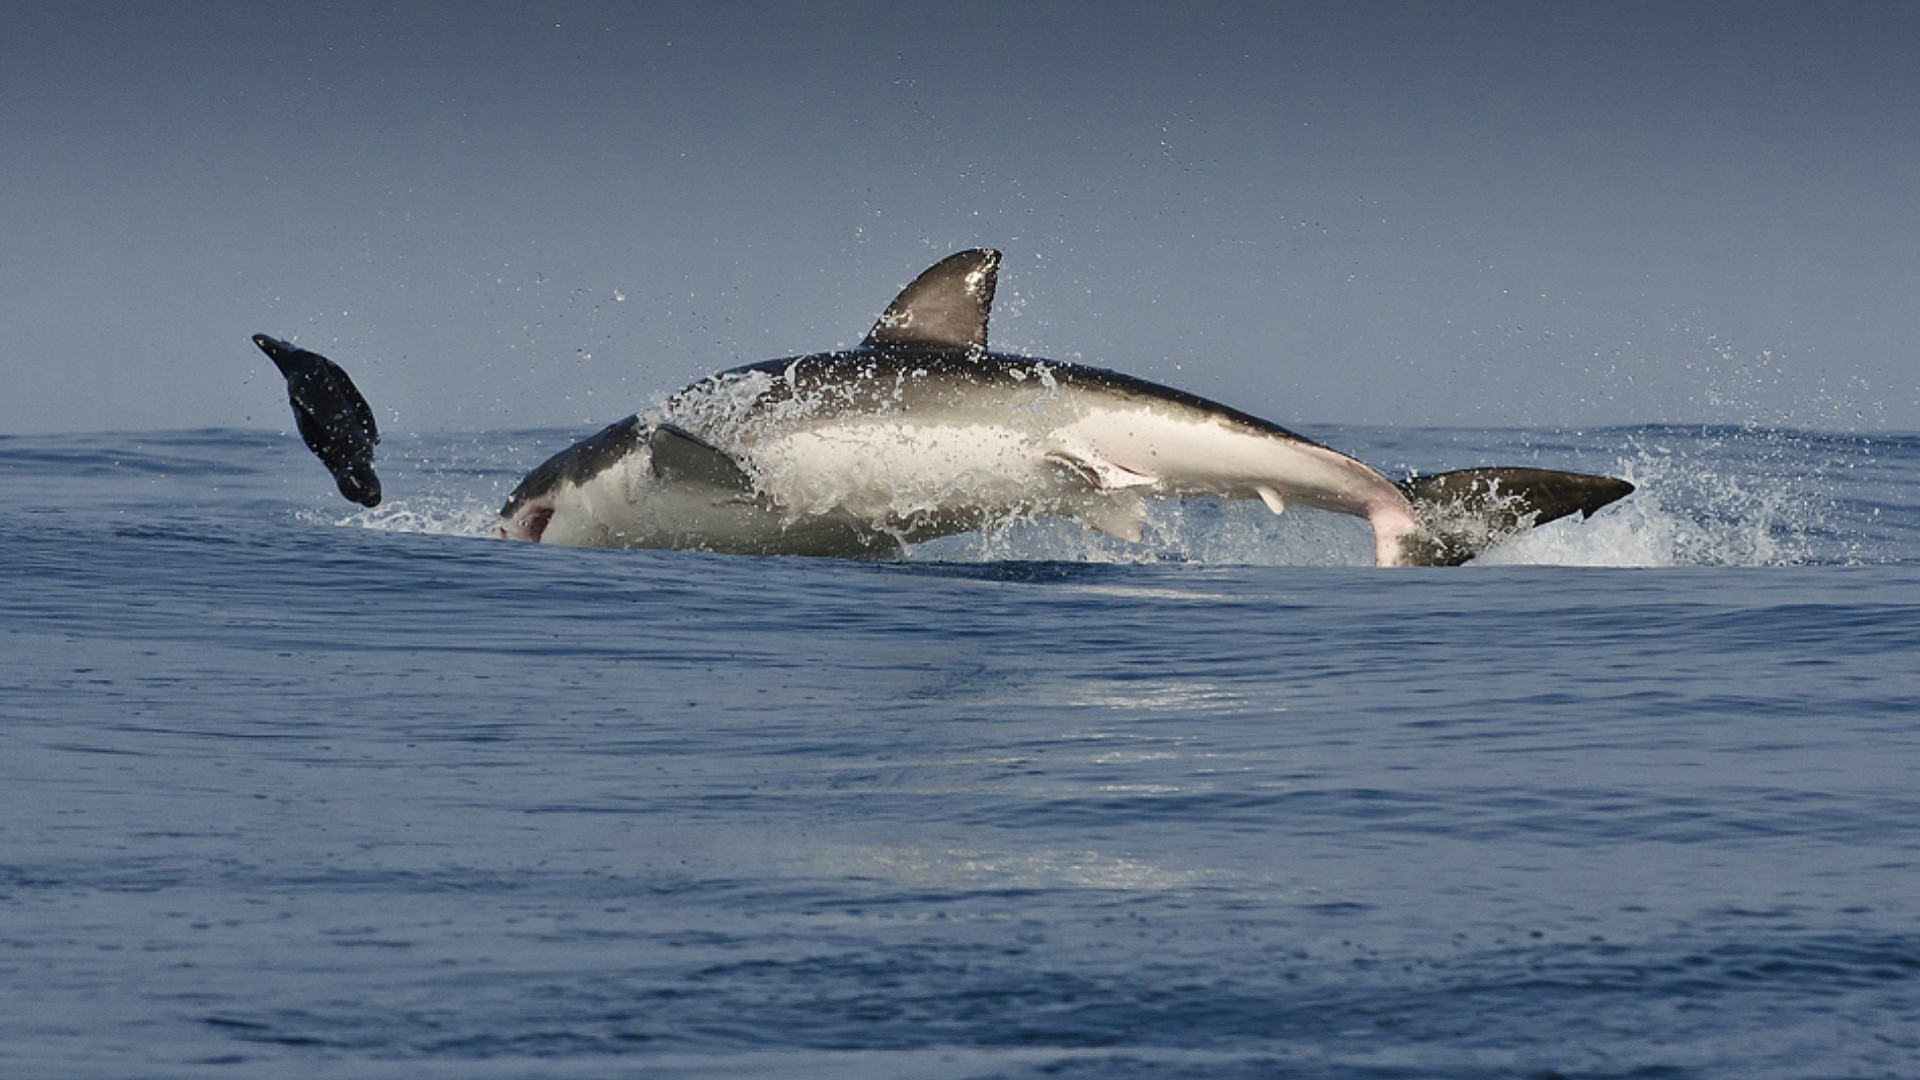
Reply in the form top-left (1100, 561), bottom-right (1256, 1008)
top-left (4, 1), bottom-right (1916, 434)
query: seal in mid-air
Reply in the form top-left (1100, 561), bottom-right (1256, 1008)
top-left (252, 333), bottom-right (382, 507)
top-left (497, 250), bottom-right (1633, 564)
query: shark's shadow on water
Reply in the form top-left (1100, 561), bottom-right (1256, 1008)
top-left (257, 249), bottom-right (1632, 564)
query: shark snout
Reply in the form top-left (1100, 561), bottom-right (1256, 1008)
top-left (496, 493), bottom-right (555, 543)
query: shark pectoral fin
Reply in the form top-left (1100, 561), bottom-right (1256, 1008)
top-left (1254, 485), bottom-right (1286, 515)
top-left (1045, 449), bottom-right (1157, 492)
top-left (649, 424), bottom-right (755, 491)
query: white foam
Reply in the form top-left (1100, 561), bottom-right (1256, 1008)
top-left (306, 427), bottom-right (1871, 568)
top-left (322, 498), bottom-right (500, 539)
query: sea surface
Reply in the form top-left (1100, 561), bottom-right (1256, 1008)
top-left (3, 422), bottom-right (1918, 1079)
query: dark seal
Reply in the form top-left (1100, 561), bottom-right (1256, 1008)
top-left (252, 334), bottom-right (382, 507)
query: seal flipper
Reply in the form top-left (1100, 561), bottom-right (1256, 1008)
top-left (862, 249), bottom-right (1001, 353)
top-left (1396, 467), bottom-right (1635, 566)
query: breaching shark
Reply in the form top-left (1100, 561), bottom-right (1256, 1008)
top-left (496, 250), bottom-right (1632, 565)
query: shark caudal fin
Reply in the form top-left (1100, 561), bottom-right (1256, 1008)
top-left (1393, 467), bottom-right (1634, 567)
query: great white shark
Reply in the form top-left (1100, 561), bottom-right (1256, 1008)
top-left (496, 249), bottom-right (1632, 565)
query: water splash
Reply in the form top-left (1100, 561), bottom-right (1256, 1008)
top-left (1577, 426), bottom-right (1875, 567)
top-left (325, 498), bottom-right (499, 539)
top-left (317, 425), bottom-right (1909, 568)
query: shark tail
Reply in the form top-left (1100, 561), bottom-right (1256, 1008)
top-left (1390, 467), bottom-right (1634, 567)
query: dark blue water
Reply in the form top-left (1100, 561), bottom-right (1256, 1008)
top-left (4, 425), bottom-right (1918, 1078)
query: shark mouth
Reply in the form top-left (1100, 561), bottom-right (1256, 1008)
top-left (497, 496), bottom-right (555, 543)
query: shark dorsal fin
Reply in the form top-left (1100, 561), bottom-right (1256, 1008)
top-left (862, 249), bottom-right (1001, 352)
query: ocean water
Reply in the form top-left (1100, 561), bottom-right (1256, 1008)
top-left (3, 422), bottom-right (1918, 1079)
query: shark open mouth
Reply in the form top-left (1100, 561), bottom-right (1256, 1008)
top-left (497, 497), bottom-right (554, 544)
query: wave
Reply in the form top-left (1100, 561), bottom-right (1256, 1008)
top-left (7, 424), bottom-right (1915, 567)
